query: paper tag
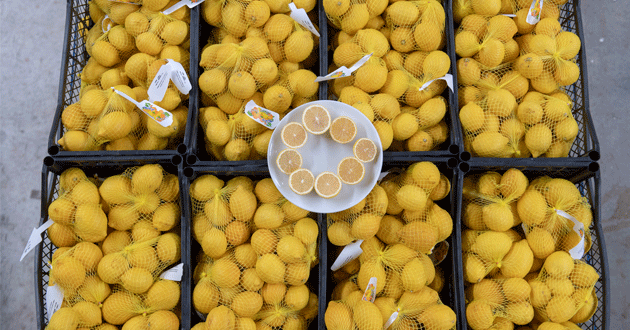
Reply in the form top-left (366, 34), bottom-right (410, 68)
top-left (245, 100), bottom-right (280, 129)
top-left (288, 3), bottom-right (320, 37)
top-left (419, 74), bottom-right (454, 92)
top-left (167, 60), bottom-right (192, 94)
top-left (556, 209), bottom-right (585, 259)
top-left (362, 277), bottom-right (377, 303)
top-left (112, 88), bottom-right (175, 127)
top-left (101, 15), bottom-right (113, 33)
top-left (315, 53), bottom-right (373, 82)
top-left (163, 0), bottom-right (205, 14)
top-left (429, 241), bottom-right (450, 266)
top-left (160, 263), bottom-right (184, 281)
top-left (20, 220), bottom-right (54, 262)
top-left (330, 239), bottom-right (364, 271)
top-left (526, 0), bottom-right (543, 25)
top-left (148, 60), bottom-right (192, 102)
top-left (377, 172), bottom-right (389, 183)
top-left (46, 283), bottom-right (64, 321)
top-left (383, 309), bottom-right (400, 329)
top-left (502, 14), bottom-right (517, 17)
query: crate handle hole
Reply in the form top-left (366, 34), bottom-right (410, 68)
top-left (459, 162), bottom-right (470, 172)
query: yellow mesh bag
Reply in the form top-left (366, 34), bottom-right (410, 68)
top-left (529, 252), bottom-right (599, 324)
top-left (251, 220), bottom-right (319, 286)
top-left (45, 306), bottom-right (117, 330)
top-left (100, 281), bottom-right (181, 327)
top-left (378, 162), bottom-right (453, 253)
top-left (50, 242), bottom-right (105, 299)
top-left (324, 0), bottom-right (389, 35)
top-left (89, 27), bottom-right (138, 69)
top-left (47, 169), bottom-right (107, 245)
top-left (509, 0), bottom-right (563, 35)
top-left (190, 175), bottom-right (259, 257)
top-left (92, 0), bottom-right (141, 26)
top-left (517, 177), bottom-right (592, 259)
top-left (455, 14), bottom-right (519, 68)
top-left (465, 277), bottom-right (534, 329)
top-left (515, 29), bottom-right (582, 92)
top-left (385, 0), bottom-right (446, 53)
top-left (462, 230), bottom-right (531, 283)
top-left (96, 232), bottom-right (181, 294)
top-left (99, 164), bottom-right (181, 232)
top-left (327, 184), bottom-right (388, 246)
top-left (254, 285), bottom-right (318, 329)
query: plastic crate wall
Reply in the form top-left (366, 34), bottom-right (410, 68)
top-left (182, 164), bottom-right (325, 329)
top-left (48, 0), bottom-right (195, 157)
top-left (457, 161), bottom-right (609, 330)
top-left (456, 0), bottom-right (600, 161)
top-left (35, 156), bottom-right (190, 329)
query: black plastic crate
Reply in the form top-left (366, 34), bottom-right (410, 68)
top-left (456, 0), bottom-right (600, 162)
top-left (186, 2), bottom-right (325, 166)
top-left (182, 164), bottom-right (325, 329)
top-left (456, 160), bottom-right (609, 329)
top-left (47, 0), bottom-right (197, 157)
top-left (322, 156), bottom-right (462, 329)
top-left (321, 0), bottom-right (462, 158)
top-left (35, 155), bottom-right (191, 330)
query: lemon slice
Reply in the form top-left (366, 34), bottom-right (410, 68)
top-left (281, 122), bottom-right (308, 148)
top-left (314, 172), bottom-right (342, 199)
top-left (337, 157), bottom-right (365, 185)
top-left (353, 138), bottom-right (377, 162)
top-left (288, 168), bottom-right (314, 195)
top-left (276, 149), bottom-right (302, 174)
top-left (302, 104), bottom-right (331, 135)
top-left (330, 116), bottom-right (357, 144)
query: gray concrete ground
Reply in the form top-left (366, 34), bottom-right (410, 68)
top-left (0, 1), bottom-right (628, 329)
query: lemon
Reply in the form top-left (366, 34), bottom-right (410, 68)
top-left (340, 3), bottom-right (369, 35)
top-left (525, 124), bottom-right (553, 157)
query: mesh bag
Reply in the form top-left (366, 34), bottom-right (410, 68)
top-left (529, 251), bottom-right (599, 324)
top-left (50, 242), bottom-right (105, 300)
top-left (47, 169), bottom-right (107, 245)
top-left (327, 184), bottom-right (388, 246)
top-left (190, 175), bottom-right (259, 257)
top-left (465, 277), bottom-right (534, 329)
top-left (325, 283), bottom-right (456, 330)
top-left (517, 177), bottom-right (592, 259)
top-left (461, 169), bottom-right (528, 232)
top-left (253, 285), bottom-right (318, 328)
top-left (384, 0), bottom-right (446, 53)
top-left (99, 281), bottom-right (181, 326)
top-left (99, 164), bottom-right (181, 232)
top-left (377, 162), bottom-right (453, 253)
top-left (251, 218), bottom-right (319, 286)
top-left (89, 26), bottom-right (139, 69)
top-left (324, 0), bottom-right (389, 35)
top-left (96, 232), bottom-right (181, 294)
top-left (514, 28), bottom-right (582, 92)
top-left (462, 230), bottom-right (530, 283)
top-left (126, 11), bottom-right (190, 57)
top-left (455, 14), bottom-right (519, 67)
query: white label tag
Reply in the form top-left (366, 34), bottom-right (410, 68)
top-left (244, 100), bottom-right (280, 129)
top-left (362, 277), bottom-right (377, 303)
top-left (502, 14), bottom-right (517, 17)
top-left (330, 239), bottom-right (364, 271)
top-left (112, 88), bottom-right (175, 127)
top-left (21, 220), bottom-right (54, 262)
top-left (108, 0), bottom-right (143, 4)
top-left (159, 263), bottom-right (184, 281)
top-left (46, 283), bottom-right (64, 321)
top-left (383, 309), bottom-right (400, 329)
top-left (429, 241), bottom-right (450, 265)
top-left (163, 0), bottom-right (205, 14)
top-left (315, 53), bottom-right (373, 82)
top-left (148, 60), bottom-right (192, 102)
top-left (556, 209), bottom-right (585, 259)
top-left (419, 74), bottom-right (454, 92)
top-left (288, 3), bottom-right (320, 37)
top-left (101, 15), bottom-right (113, 33)
top-left (148, 63), bottom-right (171, 102)
top-left (526, 0), bottom-right (543, 25)
top-left (377, 172), bottom-right (389, 183)
top-left (167, 60), bottom-right (192, 95)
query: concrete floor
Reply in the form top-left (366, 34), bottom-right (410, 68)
top-left (0, 1), bottom-right (628, 329)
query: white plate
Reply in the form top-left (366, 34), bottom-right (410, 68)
top-left (267, 100), bottom-right (383, 214)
